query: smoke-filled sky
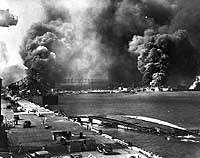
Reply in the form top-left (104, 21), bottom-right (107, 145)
top-left (0, 0), bottom-right (45, 65)
top-left (1, 0), bottom-right (200, 87)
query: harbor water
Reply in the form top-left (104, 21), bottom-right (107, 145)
top-left (50, 91), bottom-right (200, 158)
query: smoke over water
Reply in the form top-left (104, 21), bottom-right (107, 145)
top-left (2, 0), bottom-right (199, 88)
top-left (127, 0), bottom-right (200, 87)
top-left (129, 30), bottom-right (199, 86)
top-left (91, 0), bottom-right (177, 86)
top-left (19, 0), bottom-right (112, 89)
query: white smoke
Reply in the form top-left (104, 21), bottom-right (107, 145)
top-left (0, 41), bottom-right (8, 67)
top-left (42, 0), bottom-right (111, 80)
top-left (0, 0), bottom-right (45, 84)
top-left (1, 0), bottom-right (113, 85)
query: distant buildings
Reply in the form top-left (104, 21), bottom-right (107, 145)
top-left (57, 78), bottom-right (110, 90)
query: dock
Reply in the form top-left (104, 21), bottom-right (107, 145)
top-left (0, 99), bottom-right (162, 158)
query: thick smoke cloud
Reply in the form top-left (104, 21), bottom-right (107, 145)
top-left (129, 30), bottom-right (199, 86)
top-left (93, 0), bottom-right (175, 86)
top-left (127, 0), bottom-right (200, 87)
top-left (19, 23), bottom-right (67, 92)
top-left (20, 0), bottom-right (111, 92)
top-left (170, 0), bottom-right (200, 50)
top-left (18, 0), bottom-right (200, 88)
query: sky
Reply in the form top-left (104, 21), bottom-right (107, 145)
top-left (0, 0), bottom-right (199, 87)
top-left (0, 0), bottom-right (45, 66)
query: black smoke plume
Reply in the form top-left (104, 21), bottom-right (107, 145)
top-left (19, 0), bottom-right (200, 89)
top-left (19, 0), bottom-right (110, 92)
top-left (93, 0), bottom-right (175, 86)
top-left (129, 30), bottom-right (200, 86)
top-left (19, 23), bottom-right (67, 93)
top-left (170, 0), bottom-right (200, 50)
top-left (127, 0), bottom-right (200, 87)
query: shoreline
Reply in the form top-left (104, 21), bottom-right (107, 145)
top-left (50, 105), bottom-right (163, 158)
top-left (1, 98), bottom-right (164, 158)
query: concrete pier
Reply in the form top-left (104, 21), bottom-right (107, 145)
top-left (0, 99), bottom-right (162, 158)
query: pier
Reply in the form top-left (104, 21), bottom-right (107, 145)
top-left (0, 98), bottom-right (163, 158)
top-left (71, 115), bottom-right (192, 137)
